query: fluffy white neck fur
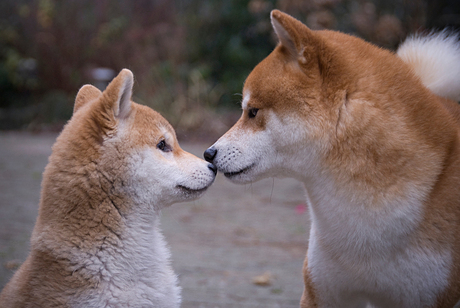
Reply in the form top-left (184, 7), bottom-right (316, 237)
top-left (32, 198), bottom-right (181, 308)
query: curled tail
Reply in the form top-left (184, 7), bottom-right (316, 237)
top-left (397, 31), bottom-right (460, 101)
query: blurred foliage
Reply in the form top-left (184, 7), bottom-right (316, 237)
top-left (183, 0), bottom-right (276, 106)
top-left (0, 0), bottom-right (457, 136)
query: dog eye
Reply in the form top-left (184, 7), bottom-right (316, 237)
top-left (157, 140), bottom-right (170, 152)
top-left (248, 108), bottom-right (259, 118)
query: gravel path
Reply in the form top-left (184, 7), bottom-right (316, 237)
top-left (0, 131), bottom-right (310, 307)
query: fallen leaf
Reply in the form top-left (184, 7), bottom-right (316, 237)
top-left (252, 271), bottom-right (272, 286)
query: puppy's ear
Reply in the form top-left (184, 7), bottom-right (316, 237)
top-left (74, 85), bottom-right (102, 114)
top-left (86, 69), bottom-right (134, 139)
top-left (102, 68), bottom-right (133, 120)
top-left (270, 10), bottom-right (319, 66)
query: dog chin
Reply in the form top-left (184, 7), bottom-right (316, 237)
top-left (176, 184), bottom-right (210, 201)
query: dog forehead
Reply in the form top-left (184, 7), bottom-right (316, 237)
top-left (243, 49), bottom-right (312, 112)
top-left (130, 103), bottom-right (176, 143)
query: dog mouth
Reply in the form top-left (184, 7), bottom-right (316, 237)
top-left (177, 185), bottom-right (209, 194)
top-left (223, 163), bottom-right (255, 178)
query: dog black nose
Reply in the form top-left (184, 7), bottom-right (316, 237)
top-left (204, 147), bottom-right (217, 163)
top-left (208, 163), bottom-right (217, 175)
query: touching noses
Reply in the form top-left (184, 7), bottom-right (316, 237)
top-left (208, 163), bottom-right (217, 175)
top-left (204, 147), bottom-right (217, 164)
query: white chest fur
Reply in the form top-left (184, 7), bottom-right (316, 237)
top-left (305, 180), bottom-right (451, 308)
top-left (57, 214), bottom-right (181, 308)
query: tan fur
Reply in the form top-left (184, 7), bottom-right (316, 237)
top-left (1, 69), bottom-right (215, 307)
top-left (73, 84), bottom-right (102, 113)
top-left (206, 10), bottom-right (460, 307)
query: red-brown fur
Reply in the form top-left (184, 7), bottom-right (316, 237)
top-left (207, 10), bottom-right (460, 307)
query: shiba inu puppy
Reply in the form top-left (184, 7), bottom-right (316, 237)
top-left (0, 69), bottom-right (216, 307)
top-left (205, 10), bottom-right (460, 308)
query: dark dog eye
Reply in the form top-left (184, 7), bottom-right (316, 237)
top-left (157, 140), bottom-right (168, 152)
top-left (248, 108), bottom-right (259, 118)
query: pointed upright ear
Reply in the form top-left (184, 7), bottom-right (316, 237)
top-left (270, 10), bottom-right (319, 65)
top-left (74, 85), bottom-right (102, 114)
top-left (102, 68), bottom-right (134, 120)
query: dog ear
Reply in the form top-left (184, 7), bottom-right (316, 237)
top-left (102, 68), bottom-right (133, 120)
top-left (84, 69), bottom-right (134, 140)
top-left (74, 85), bottom-right (102, 114)
top-left (270, 10), bottom-right (319, 66)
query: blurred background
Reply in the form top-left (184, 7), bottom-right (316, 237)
top-left (0, 0), bottom-right (459, 140)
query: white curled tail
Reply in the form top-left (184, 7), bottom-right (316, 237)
top-left (397, 31), bottom-right (460, 101)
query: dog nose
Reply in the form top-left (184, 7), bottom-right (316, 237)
top-left (208, 163), bottom-right (217, 175)
top-left (204, 147), bottom-right (217, 163)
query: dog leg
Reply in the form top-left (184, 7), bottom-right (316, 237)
top-left (300, 255), bottom-right (318, 308)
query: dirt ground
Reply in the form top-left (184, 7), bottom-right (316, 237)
top-left (0, 131), bottom-right (310, 307)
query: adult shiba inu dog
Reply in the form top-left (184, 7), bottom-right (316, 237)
top-left (0, 69), bottom-right (216, 307)
top-left (205, 10), bottom-right (460, 308)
